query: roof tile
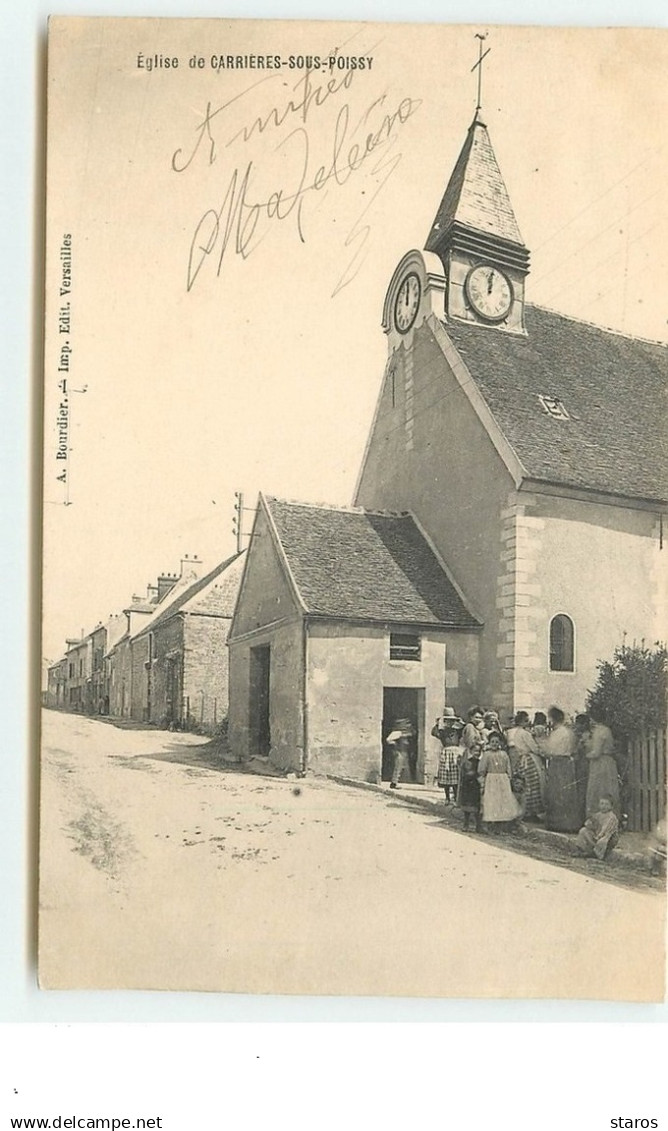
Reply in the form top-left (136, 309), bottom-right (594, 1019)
top-left (446, 305), bottom-right (668, 502)
top-left (426, 118), bottom-right (525, 250)
top-left (266, 498), bottom-right (479, 628)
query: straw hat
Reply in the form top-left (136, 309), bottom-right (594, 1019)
top-left (440, 706), bottom-right (464, 728)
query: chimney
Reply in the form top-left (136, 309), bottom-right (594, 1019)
top-left (157, 572), bottom-right (178, 602)
top-left (147, 583), bottom-right (159, 602)
top-left (180, 553), bottom-right (203, 580)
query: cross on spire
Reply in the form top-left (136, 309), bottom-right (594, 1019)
top-left (471, 32), bottom-right (490, 113)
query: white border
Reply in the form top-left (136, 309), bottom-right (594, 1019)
top-left (2, 0), bottom-right (667, 1026)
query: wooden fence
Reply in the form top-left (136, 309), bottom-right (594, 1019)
top-left (180, 694), bottom-right (220, 730)
top-left (625, 728), bottom-right (666, 832)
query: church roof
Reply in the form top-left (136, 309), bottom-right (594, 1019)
top-left (445, 305), bottom-right (668, 503)
top-left (426, 116), bottom-right (525, 252)
top-left (264, 497), bottom-right (479, 628)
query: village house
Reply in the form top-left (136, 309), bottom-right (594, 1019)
top-left (228, 495), bottom-right (480, 782)
top-left (131, 551), bottom-right (245, 729)
top-left (45, 657), bottom-right (67, 709)
top-left (47, 551), bottom-right (245, 731)
top-left (105, 595), bottom-right (158, 719)
top-left (229, 107), bottom-right (667, 783)
top-left (64, 633), bottom-right (93, 713)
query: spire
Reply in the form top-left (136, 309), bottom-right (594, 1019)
top-left (425, 116), bottom-right (526, 257)
top-left (422, 37), bottom-right (530, 334)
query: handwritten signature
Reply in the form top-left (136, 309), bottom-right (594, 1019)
top-left (183, 91), bottom-right (421, 292)
top-left (172, 67), bottom-right (356, 173)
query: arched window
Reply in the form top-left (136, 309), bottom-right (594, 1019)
top-left (549, 614), bottom-right (575, 672)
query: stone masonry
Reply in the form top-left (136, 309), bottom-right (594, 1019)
top-left (495, 489), bottom-right (547, 714)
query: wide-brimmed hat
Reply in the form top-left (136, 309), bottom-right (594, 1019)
top-left (393, 717), bottom-right (414, 734)
top-left (441, 707), bottom-right (464, 728)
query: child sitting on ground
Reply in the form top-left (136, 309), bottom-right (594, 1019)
top-left (575, 795), bottom-right (619, 861)
top-left (647, 817), bottom-right (666, 877)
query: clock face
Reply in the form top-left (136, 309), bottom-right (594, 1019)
top-left (465, 265), bottom-right (513, 322)
top-left (394, 272), bottom-right (421, 333)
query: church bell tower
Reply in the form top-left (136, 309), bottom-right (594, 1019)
top-left (425, 36), bottom-right (529, 334)
top-left (381, 37), bottom-right (530, 350)
top-left (425, 106), bottom-right (530, 335)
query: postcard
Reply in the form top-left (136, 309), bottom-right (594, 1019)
top-left (41, 17), bottom-right (667, 997)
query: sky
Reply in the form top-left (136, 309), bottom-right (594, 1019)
top-left (41, 20), bottom-right (668, 664)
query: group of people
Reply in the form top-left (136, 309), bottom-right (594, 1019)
top-left (425, 704), bottom-right (623, 857)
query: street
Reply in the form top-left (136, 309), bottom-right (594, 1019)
top-left (39, 710), bottom-right (666, 999)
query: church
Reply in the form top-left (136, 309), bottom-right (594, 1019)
top-left (228, 96), bottom-right (668, 782)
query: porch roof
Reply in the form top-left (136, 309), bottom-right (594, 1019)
top-left (265, 497), bottom-right (479, 629)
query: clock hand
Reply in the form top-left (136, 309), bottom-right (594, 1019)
top-left (487, 270), bottom-right (495, 295)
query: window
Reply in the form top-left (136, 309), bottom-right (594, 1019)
top-left (390, 633), bottom-right (421, 661)
top-left (538, 394), bottom-right (569, 420)
top-left (69, 662), bottom-right (74, 678)
top-left (549, 614), bottom-right (574, 672)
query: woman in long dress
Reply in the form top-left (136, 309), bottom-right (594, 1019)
top-left (507, 710), bottom-right (546, 820)
top-left (478, 731), bottom-right (522, 827)
top-left (543, 706), bottom-right (583, 832)
top-left (575, 714), bottom-right (620, 818)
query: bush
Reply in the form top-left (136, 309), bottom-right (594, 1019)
top-left (586, 641), bottom-right (667, 740)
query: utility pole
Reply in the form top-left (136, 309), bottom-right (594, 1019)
top-left (232, 491), bottom-right (244, 555)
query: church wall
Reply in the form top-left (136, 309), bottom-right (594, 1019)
top-left (507, 491), bottom-right (666, 718)
top-left (305, 622), bottom-right (469, 783)
top-left (228, 502), bottom-right (305, 767)
top-left (228, 620), bottom-right (304, 771)
top-left (230, 505), bottom-right (300, 639)
top-left (354, 320), bottom-right (514, 711)
top-left (306, 625), bottom-right (385, 782)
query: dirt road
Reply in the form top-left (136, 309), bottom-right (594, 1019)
top-left (39, 710), bottom-right (666, 999)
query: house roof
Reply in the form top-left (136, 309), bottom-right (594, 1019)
top-left (265, 497), bottom-right (479, 628)
top-left (425, 116), bottom-right (525, 252)
top-left (123, 599), bottom-right (156, 615)
top-left (133, 552), bottom-right (244, 636)
top-left (445, 305), bottom-right (668, 503)
top-left (180, 552), bottom-right (246, 617)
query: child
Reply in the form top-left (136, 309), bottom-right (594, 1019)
top-left (386, 718), bottom-right (414, 789)
top-left (457, 737), bottom-right (483, 831)
top-left (477, 730), bottom-right (522, 830)
top-left (575, 795), bottom-right (619, 861)
top-left (647, 817), bottom-right (666, 877)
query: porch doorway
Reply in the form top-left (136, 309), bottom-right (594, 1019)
top-left (250, 644), bottom-right (271, 757)
top-left (381, 687), bottom-right (422, 783)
